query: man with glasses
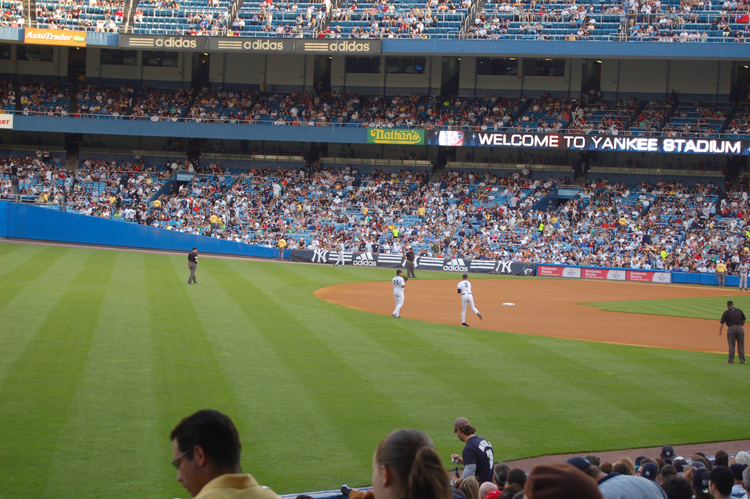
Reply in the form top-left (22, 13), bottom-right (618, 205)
top-left (170, 409), bottom-right (282, 499)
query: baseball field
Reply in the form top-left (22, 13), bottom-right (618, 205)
top-left (1, 241), bottom-right (749, 499)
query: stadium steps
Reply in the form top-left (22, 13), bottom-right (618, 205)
top-left (26, 0), bottom-right (37, 27)
top-left (430, 164), bottom-right (445, 182)
top-left (120, 0), bottom-right (141, 33)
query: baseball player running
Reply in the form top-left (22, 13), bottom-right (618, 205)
top-left (457, 274), bottom-right (482, 327)
top-left (392, 269), bottom-right (406, 318)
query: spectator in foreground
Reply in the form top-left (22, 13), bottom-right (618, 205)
top-left (493, 463), bottom-right (510, 489)
top-left (170, 409), bottom-right (282, 499)
top-left (660, 476), bottom-right (693, 499)
top-left (729, 464), bottom-right (747, 498)
top-left (460, 476), bottom-right (480, 499)
top-left (524, 463), bottom-right (603, 499)
top-left (451, 418), bottom-right (494, 485)
top-left (566, 455), bottom-right (667, 499)
top-left (372, 428), bottom-right (452, 499)
top-left (710, 466), bottom-right (736, 499)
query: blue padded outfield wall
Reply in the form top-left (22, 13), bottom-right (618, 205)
top-left (0, 201), bottom-right (741, 286)
top-left (0, 202), bottom-right (283, 258)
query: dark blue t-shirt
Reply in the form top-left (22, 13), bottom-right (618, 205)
top-left (463, 435), bottom-right (494, 483)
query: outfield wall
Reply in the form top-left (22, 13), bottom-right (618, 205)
top-left (0, 202), bottom-right (283, 258)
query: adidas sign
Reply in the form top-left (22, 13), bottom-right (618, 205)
top-left (443, 258), bottom-right (468, 272)
top-left (353, 253), bottom-right (377, 267)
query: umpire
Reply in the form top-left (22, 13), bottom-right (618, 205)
top-left (719, 300), bottom-right (746, 364)
top-left (405, 245), bottom-right (416, 279)
top-left (188, 247), bottom-right (198, 285)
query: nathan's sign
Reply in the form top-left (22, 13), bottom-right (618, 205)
top-left (427, 130), bottom-right (750, 155)
top-left (24, 28), bottom-right (86, 47)
top-left (367, 128), bottom-right (425, 145)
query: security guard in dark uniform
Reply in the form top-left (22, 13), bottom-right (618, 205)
top-left (719, 300), bottom-right (746, 364)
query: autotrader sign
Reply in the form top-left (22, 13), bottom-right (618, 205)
top-left (366, 129), bottom-right (425, 145)
top-left (25, 28), bottom-right (86, 47)
top-left (426, 130), bottom-right (750, 155)
top-left (119, 34), bottom-right (209, 51)
top-left (0, 114), bottom-right (13, 129)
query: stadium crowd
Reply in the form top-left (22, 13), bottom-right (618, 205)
top-left (6, 149), bottom-right (750, 274)
top-left (4, 79), bottom-right (750, 138)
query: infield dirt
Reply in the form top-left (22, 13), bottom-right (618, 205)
top-left (315, 278), bottom-right (740, 353)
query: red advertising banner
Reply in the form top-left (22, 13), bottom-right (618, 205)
top-left (581, 268), bottom-right (608, 279)
top-left (627, 271), bottom-right (671, 283)
top-left (537, 265), bottom-right (564, 277)
top-left (537, 265), bottom-right (582, 278)
top-left (538, 265), bottom-right (671, 283)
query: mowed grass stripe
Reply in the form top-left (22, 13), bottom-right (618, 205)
top-left (0, 249), bottom-right (116, 498)
top-left (582, 295), bottom-right (750, 320)
top-left (0, 246), bottom-right (69, 310)
top-left (42, 252), bottom-right (165, 498)
top-left (205, 259), bottom-right (416, 491)
top-left (0, 241), bottom-right (23, 260)
top-left (178, 259), bottom-right (358, 492)
top-left (0, 249), bottom-right (91, 383)
top-left (144, 254), bottom-right (241, 498)
top-left (231, 263), bottom-right (502, 462)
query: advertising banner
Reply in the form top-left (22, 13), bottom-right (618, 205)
top-left (626, 270), bottom-right (672, 283)
top-left (295, 39), bottom-right (381, 53)
top-left (538, 264), bottom-right (670, 283)
top-left (25, 28), bottom-right (86, 47)
top-left (582, 268), bottom-right (609, 279)
top-left (366, 128), bottom-right (425, 145)
top-left (426, 130), bottom-right (750, 156)
top-left (0, 114), bottom-right (13, 129)
top-left (289, 250), bottom-right (536, 276)
top-left (119, 34), bottom-right (209, 51)
top-left (209, 38), bottom-right (293, 52)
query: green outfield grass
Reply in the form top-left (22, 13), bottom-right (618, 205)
top-left (1, 242), bottom-right (749, 499)
top-left (582, 295), bottom-right (750, 320)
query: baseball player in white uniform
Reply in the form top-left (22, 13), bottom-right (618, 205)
top-left (457, 273), bottom-right (482, 327)
top-left (392, 269), bottom-right (406, 318)
top-left (334, 240), bottom-right (346, 266)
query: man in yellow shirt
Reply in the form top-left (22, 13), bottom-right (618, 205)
top-left (277, 236), bottom-right (287, 261)
top-left (170, 410), bottom-right (282, 499)
top-left (716, 260), bottom-right (727, 287)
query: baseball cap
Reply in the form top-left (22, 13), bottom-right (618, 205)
top-left (672, 458), bottom-right (688, 473)
top-left (736, 451), bottom-right (750, 466)
top-left (396, 269), bottom-right (402, 274)
top-left (565, 457), bottom-right (592, 472)
top-left (730, 463), bottom-right (747, 481)
top-left (485, 491), bottom-right (501, 499)
top-left (690, 460), bottom-right (706, 470)
top-left (661, 445), bottom-right (675, 462)
top-left (462, 274), bottom-right (468, 279)
top-left (692, 468), bottom-right (710, 495)
top-left (453, 417), bottom-right (471, 433)
top-left (641, 463), bottom-right (659, 481)
top-left (634, 456), bottom-right (647, 467)
top-left (710, 466), bottom-right (735, 496)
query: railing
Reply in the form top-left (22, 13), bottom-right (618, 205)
top-left (10, 110), bottom-right (750, 139)
top-left (447, 160), bottom-right (574, 171)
